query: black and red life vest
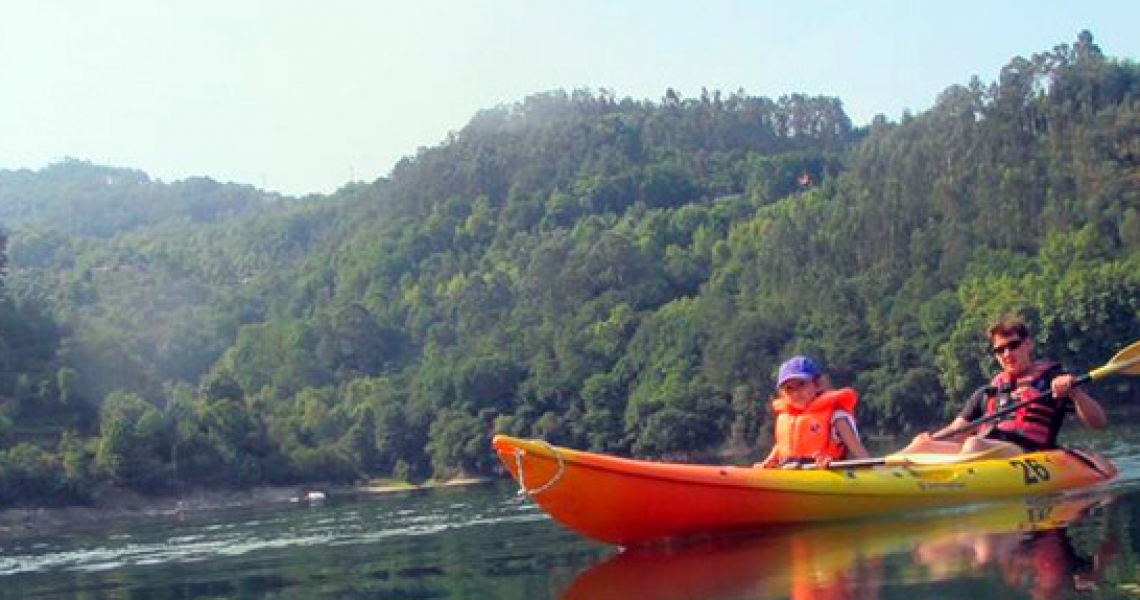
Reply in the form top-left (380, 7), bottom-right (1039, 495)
top-left (986, 361), bottom-right (1064, 448)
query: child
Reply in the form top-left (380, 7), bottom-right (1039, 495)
top-left (759, 355), bottom-right (869, 468)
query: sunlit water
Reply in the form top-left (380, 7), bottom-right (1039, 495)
top-left (5, 427), bottom-right (1140, 599)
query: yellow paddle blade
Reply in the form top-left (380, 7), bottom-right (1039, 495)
top-left (883, 446), bottom-right (1012, 466)
top-left (1089, 340), bottom-right (1140, 380)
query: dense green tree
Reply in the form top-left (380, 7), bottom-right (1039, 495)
top-left (94, 391), bottom-right (168, 488)
top-left (0, 32), bottom-right (1138, 506)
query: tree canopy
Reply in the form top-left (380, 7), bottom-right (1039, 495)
top-left (0, 31), bottom-right (1137, 505)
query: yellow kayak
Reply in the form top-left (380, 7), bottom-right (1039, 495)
top-left (492, 435), bottom-right (1116, 545)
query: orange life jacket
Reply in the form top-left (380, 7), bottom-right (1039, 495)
top-left (772, 388), bottom-right (858, 466)
top-left (986, 361), bottom-right (1063, 448)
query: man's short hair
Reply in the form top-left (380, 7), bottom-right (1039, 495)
top-left (988, 316), bottom-right (1031, 341)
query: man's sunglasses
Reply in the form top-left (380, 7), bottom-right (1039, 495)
top-left (991, 338), bottom-right (1024, 356)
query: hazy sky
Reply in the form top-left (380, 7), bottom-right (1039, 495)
top-left (2, 1), bottom-right (1138, 197)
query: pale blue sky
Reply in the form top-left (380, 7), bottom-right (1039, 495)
top-left (1, 1), bottom-right (1137, 196)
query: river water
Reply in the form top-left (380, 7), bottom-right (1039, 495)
top-left (4, 431), bottom-right (1140, 599)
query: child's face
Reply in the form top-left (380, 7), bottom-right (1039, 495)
top-left (779, 377), bottom-right (820, 405)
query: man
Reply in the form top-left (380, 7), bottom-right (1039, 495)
top-left (903, 317), bottom-right (1106, 458)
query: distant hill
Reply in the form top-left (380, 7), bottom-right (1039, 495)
top-left (0, 31), bottom-right (1137, 507)
top-left (0, 159), bottom-right (285, 238)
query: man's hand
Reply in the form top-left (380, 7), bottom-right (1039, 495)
top-left (1052, 373), bottom-right (1077, 398)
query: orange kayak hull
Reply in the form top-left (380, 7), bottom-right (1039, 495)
top-left (492, 435), bottom-right (1115, 546)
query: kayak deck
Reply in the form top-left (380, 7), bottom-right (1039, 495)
top-left (492, 435), bottom-right (1115, 545)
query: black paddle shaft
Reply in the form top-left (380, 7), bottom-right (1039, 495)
top-left (822, 373), bottom-right (1092, 470)
top-left (932, 373), bottom-right (1092, 441)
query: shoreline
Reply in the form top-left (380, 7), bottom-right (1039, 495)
top-left (0, 477), bottom-right (492, 535)
top-left (355, 477), bottom-right (489, 494)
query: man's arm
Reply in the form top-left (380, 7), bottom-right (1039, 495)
top-left (1053, 373), bottom-right (1107, 428)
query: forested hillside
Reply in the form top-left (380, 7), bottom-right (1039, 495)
top-left (0, 32), bottom-right (1137, 506)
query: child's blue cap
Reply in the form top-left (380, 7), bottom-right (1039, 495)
top-left (776, 355), bottom-right (821, 388)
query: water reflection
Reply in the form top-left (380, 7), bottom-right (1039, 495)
top-left (562, 494), bottom-right (1117, 600)
top-left (0, 484), bottom-right (605, 599)
top-left (913, 513), bottom-right (1118, 600)
top-left (1, 480), bottom-right (1133, 599)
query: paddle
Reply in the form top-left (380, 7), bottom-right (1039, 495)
top-left (823, 339), bottom-right (1140, 470)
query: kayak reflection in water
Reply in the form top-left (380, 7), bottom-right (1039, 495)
top-left (913, 513), bottom-right (1120, 600)
top-left (560, 494), bottom-right (1116, 600)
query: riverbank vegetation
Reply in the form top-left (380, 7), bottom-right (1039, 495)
top-left (0, 32), bottom-right (1137, 507)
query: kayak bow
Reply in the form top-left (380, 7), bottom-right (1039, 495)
top-left (492, 435), bottom-right (1115, 546)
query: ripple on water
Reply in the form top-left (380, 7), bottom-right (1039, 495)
top-left (0, 488), bottom-right (553, 577)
